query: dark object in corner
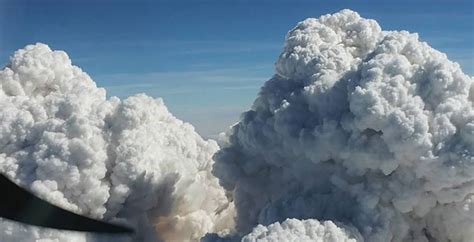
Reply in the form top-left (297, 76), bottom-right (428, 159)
top-left (0, 174), bottom-right (133, 234)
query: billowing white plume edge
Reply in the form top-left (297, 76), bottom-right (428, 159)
top-left (0, 43), bottom-right (235, 241)
top-left (0, 9), bottom-right (473, 242)
top-left (211, 9), bottom-right (473, 242)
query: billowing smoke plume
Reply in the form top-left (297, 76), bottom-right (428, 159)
top-left (213, 9), bottom-right (474, 241)
top-left (1, 9), bottom-right (473, 242)
top-left (0, 43), bottom-right (234, 241)
top-left (242, 218), bottom-right (360, 242)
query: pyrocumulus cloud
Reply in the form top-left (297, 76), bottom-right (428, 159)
top-left (0, 43), bottom-right (234, 242)
top-left (1, 9), bottom-right (472, 242)
top-left (212, 9), bottom-right (474, 242)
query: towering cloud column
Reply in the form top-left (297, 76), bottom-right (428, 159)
top-left (0, 43), bottom-right (234, 242)
top-left (213, 9), bottom-right (474, 241)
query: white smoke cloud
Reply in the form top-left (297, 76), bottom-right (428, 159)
top-left (213, 9), bottom-right (474, 242)
top-left (1, 9), bottom-right (473, 242)
top-left (242, 218), bottom-right (360, 242)
top-left (0, 43), bottom-right (234, 242)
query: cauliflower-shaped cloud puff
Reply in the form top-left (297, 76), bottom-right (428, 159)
top-left (213, 9), bottom-right (473, 241)
top-left (0, 43), bottom-right (234, 242)
top-left (242, 218), bottom-right (359, 242)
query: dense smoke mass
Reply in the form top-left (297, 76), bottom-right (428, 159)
top-left (213, 9), bottom-right (474, 242)
top-left (0, 43), bottom-right (234, 242)
top-left (0, 9), bottom-right (472, 242)
top-left (241, 219), bottom-right (360, 242)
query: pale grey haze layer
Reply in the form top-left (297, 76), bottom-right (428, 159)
top-left (0, 9), bottom-right (473, 242)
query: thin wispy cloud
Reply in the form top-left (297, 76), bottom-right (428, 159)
top-left (62, 40), bottom-right (282, 65)
top-left (95, 64), bottom-right (272, 95)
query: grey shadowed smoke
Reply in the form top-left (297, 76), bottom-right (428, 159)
top-left (0, 9), bottom-right (472, 242)
top-left (211, 9), bottom-right (474, 242)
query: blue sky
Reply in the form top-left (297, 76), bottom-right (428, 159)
top-left (1, 0), bottom-right (473, 138)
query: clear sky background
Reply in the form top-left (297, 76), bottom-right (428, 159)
top-left (1, 0), bottom-right (473, 138)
